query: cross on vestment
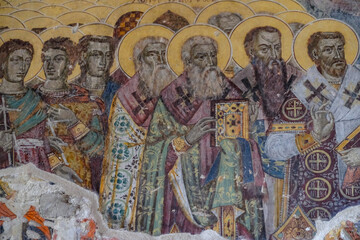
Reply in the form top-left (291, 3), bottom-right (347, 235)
top-left (308, 180), bottom-right (328, 198)
top-left (304, 80), bottom-right (329, 103)
top-left (345, 184), bottom-right (360, 197)
top-left (343, 82), bottom-right (360, 108)
top-left (131, 91), bottom-right (153, 116)
top-left (173, 87), bottom-right (194, 110)
top-left (286, 100), bottom-right (303, 118)
top-left (309, 153), bottom-right (328, 170)
top-left (0, 95), bottom-right (21, 166)
top-left (240, 78), bottom-right (260, 102)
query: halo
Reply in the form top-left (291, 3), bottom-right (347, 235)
top-left (0, 29), bottom-right (43, 82)
top-left (230, 15), bottom-right (293, 68)
top-left (79, 23), bottom-right (118, 75)
top-left (84, 6), bottom-right (114, 20)
top-left (293, 19), bottom-right (359, 71)
top-left (0, 15), bottom-right (25, 29)
top-left (244, 0), bottom-right (305, 11)
top-left (117, 24), bottom-right (174, 77)
top-left (247, 0), bottom-right (287, 14)
top-left (0, 7), bottom-right (18, 15)
top-left (276, 11), bottom-right (315, 25)
top-left (57, 11), bottom-right (99, 25)
top-left (195, 0), bottom-right (255, 24)
top-left (0, 1), bottom-right (13, 7)
top-left (42, 0), bottom-right (69, 4)
top-left (11, 9), bottom-right (44, 21)
top-left (24, 16), bottom-right (62, 31)
top-left (105, 3), bottom-right (150, 26)
top-left (17, 1), bottom-right (48, 10)
top-left (38, 26), bottom-right (84, 82)
top-left (138, 2), bottom-right (196, 27)
top-left (96, 0), bottom-right (131, 7)
top-left (167, 24), bottom-right (232, 76)
top-left (63, 0), bottom-right (95, 11)
top-left (39, 5), bottom-right (71, 17)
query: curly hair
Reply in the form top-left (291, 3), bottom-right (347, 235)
top-left (244, 26), bottom-right (281, 57)
top-left (0, 39), bottom-right (34, 78)
top-left (307, 32), bottom-right (345, 61)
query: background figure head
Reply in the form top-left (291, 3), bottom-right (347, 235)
top-left (307, 31), bottom-right (346, 78)
top-left (208, 12), bottom-right (242, 35)
top-left (42, 37), bottom-right (77, 82)
top-left (133, 37), bottom-right (175, 97)
top-left (181, 36), bottom-right (225, 100)
top-left (0, 39), bottom-right (34, 83)
top-left (78, 35), bottom-right (115, 79)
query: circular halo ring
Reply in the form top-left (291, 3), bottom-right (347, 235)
top-left (95, 0), bottom-right (130, 7)
top-left (247, 0), bottom-right (287, 14)
top-left (293, 18), bottom-right (360, 71)
top-left (0, 7), bottom-right (19, 15)
top-left (138, 2), bottom-right (196, 27)
top-left (38, 5), bottom-right (71, 17)
top-left (167, 24), bottom-right (232, 76)
top-left (24, 16), bottom-right (62, 30)
top-left (117, 24), bottom-right (174, 78)
top-left (195, 0), bottom-right (255, 24)
top-left (0, 15), bottom-right (25, 29)
top-left (276, 11), bottom-right (316, 26)
top-left (84, 5), bottom-right (114, 20)
top-left (79, 23), bottom-right (118, 75)
top-left (0, 29), bottom-right (43, 83)
top-left (244, 0), bottom-right (305, 11)
top-left (17, 1), bottom-right (49, 10)
top-left (230, 15), bottom-right (293, 68)
top-left (63, 0), bottom-right (95, 11)
top-left (57, 11), bottom-right (99, 25)
top-left (10, 9), bottom-right (44, 21)
top-left (105, 3), bottom-right (150, 26)
top-left (42, 0), bottom-right (69, 4)
top-left (39, 26), bottom-right (84, 82)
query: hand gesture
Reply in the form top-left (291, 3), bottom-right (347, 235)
top-left (341, 148), bottom-right (360, 167)
top-left (310, 102), bottom-right (334, 142)
top-left (185, 117), bottom-right (216, 145)
top-left (53, 165), bottom-right (83, 183)
top-left (0, 131), bottom-right (13, 152)
top-left (47, 104), bottom-right (78, 126)
top-left (48, 136), bottom-right (68, 153)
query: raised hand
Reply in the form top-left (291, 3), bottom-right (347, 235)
top-left (341, 148), bottom-right (360, 167)
top-left (185, 117), bottom-right (216, 145)
top-left (310, 102), bottom-right (334, 142)
top-left (47, 104), bottom-right (78, 126)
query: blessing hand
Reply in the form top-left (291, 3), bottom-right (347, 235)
top-left (341, 148), bottom-right (360, 167)
top-left (47, 104), bottom-right (78, 126)
top-left (185, 117), bottom-right (216, 145)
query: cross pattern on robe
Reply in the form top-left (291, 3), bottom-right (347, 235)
top-left (308, 180), bottom-right (328, 198)
top-left (345, 184), bottom-right (360, 197)
top-left (312, 209), bottom-right (327, 220)
top-left (131, 91), bottom-right (153, 116)
top-left (286, 100), bottom-right (303, 118)
top-left (308, 153), bottom-right (328, 171)
top-left (304, 80), bottom-right (329, 103)
top-left (173, 87), bottom-right (194, 110)
top-left (343, 82), bottom-right (360, 108)
top-left (241, 78), bottom-right (260, 102)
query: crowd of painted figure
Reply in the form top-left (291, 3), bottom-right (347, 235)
top-left (1, 0), bottom-right (360, 239)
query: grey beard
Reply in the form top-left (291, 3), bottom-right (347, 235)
top-left (138, 63), bottom-right (176, 98)
top-left (187, 65), bottom-right (226, 100)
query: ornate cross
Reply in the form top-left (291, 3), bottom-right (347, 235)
top-left (304, 80), bottom-right (329, 103)
top-left (343, 82), bottom-right (360, 108)
top-left (308, 153), bottom-right (328, 171)
top-left (241, 78), bottom-right (260, 102)
top-left (286, 100), bottom-right (303, 118)
top-left (172, 87), bottom-right (194, 110)
top-left (131, 91), bottom-right (153, 116)
top-left (308, 180), bottom-right (328, 198)
top-left (345, 184), bottom-right (360, 197)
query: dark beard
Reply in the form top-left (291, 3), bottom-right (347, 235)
top-left (186, 65), bottom-right (227, 100)
top-left (319, 58), bottom-right (347, 78)
top-left (138, 63), bottom-right (176, 98)
top-left (252, 57), bottom-right (287, 118)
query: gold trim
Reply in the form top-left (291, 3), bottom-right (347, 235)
top-left (48, 152), bottom-right (63, 170)
top-left (295, 133), bottom-right (320, 155)
top-left (307, 207), bottom-right (331, 220)
top-left (105, 3), bottom-right (150, 26)
top-left (281, 98), bottom-right (308, 121)
top-left (17, 1), bottom-right (48, 10)
top-left (167, 24), bottom-right (232, 76)
top-left (0, 7), bottom-right (18, 15)
top-left (63, 0), bottom-right (95, 11)
top-left (305, 177), bottom-right (331, 202)
top-left (230, 15), bottom-right (293, 68)
top-left (293, 19), bottom-right (359, 71)
top-left (38, 5), bottom-right (71, 17)
top-left (10, 9), bottom-right (44, 21)
top-left (96, 0), bottom-right (131, 7)
top-left (305, 150), bottom-right (331, 174)
top-left (57, 11), bottom-right (99, 25)
top-left (335, 124), bottom-right (360, 153)
top-left (42, 0), bottom-right (69, 4)
top-left (340, 183), bottom-right (360, 200)
top-left (172, 136), bottom-right (191, 153)
top-left (245, 0), bottom-right (306, 11)
top-left (84, 5), bottom-right (114, 20)
top-left (68, 121), bottom-right (90, 141)
top-left (276, 10), bottom-right (316, 25)
top-left (271, 123), bottom-right (306, 132)
top-left (247, 0), bottom-right (287, 14)
top-left (0, 15), bottom-right (25, 29)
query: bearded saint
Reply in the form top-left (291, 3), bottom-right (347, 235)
top-left (134, 36), bottom-right (265, 239)
top-left (99, 36), bottom-right (176, 230)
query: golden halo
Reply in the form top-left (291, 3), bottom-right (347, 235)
top-left (247, 0), bottom-right (287, 14)
top-left (79, 22), bottom-right (118, 75)
top-left (195, 0), bottom-right (255, 24)
top-left (293, 18), bottom-right (359, 71)
top-left (96, 0), bottom-right (131, 7)
top-left (0, 15), bottom-right (25, 29)
top-left (57, 11), bottom-right (99, 25)
top-left (0, 29), bottom-right (43, 82)
top-left (167, 24), bottom-right (232, 76)
top-left (17, 1), bottom-right (48, 10)
top-left (230, 15), bottom-right (293, 68)
top-left (42, 0), bottom-right (68, 4)
top-left (0, 7), bottom-right (18, 15)
top-left (39, 5), bottom-right (71, 17)
top-left (276, 11), bottom-right (315, 25)
top-left (105, 3), bottom-right (150, 26)
top-left (24, 16), bottom-right (62, 30)
top-left (0, 1), bottom-right (13, 7)
top-left (11, 9), bottom-right (44, 21)
top-left (84, 6), bottom-right (114, 20)
top-left (63, 0), bottom-right (95, 11)
top-left (38, 26), bottom-right (84, 82)
top-left (138, 2), bottom-right (196, 27)
top-left (117, 24), bottom-right (174, 77)
top-left (245, 0), bottom-right (306, 11)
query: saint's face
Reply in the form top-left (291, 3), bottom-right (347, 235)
top-left (217, 13), bottom-right (241, 35)
top-left (141, 42), bottom-right (167, 69)
top-left (86, 41), bottom-right (112, 77)
top-left (315, 37), bottom-right (346, 77)
top-left (190, 43), bottom-right (218, 70)
top-left (252, 30), bottom-right (281, 66)
top-left (3, 49), bottom-right (32, 83)
top-left (43, 48), bottom-right (69, 81)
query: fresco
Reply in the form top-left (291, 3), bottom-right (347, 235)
top-left (0, 0), bottom-right (360, 239)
